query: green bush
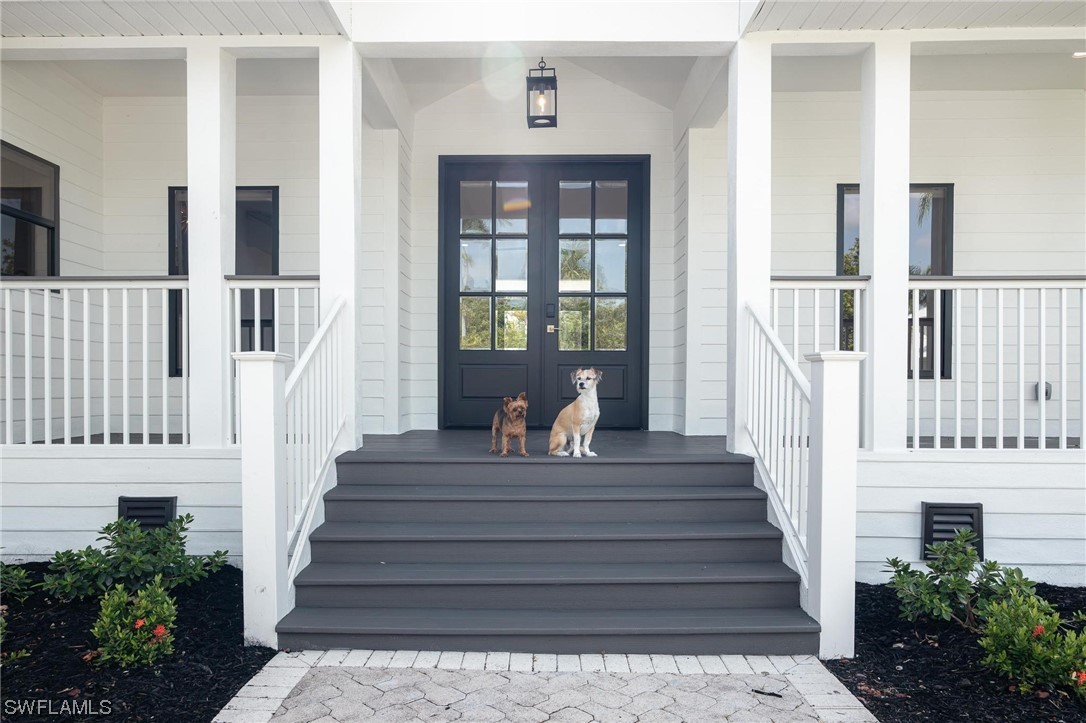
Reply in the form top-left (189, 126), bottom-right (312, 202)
top-left (885, 529), bottom-right (1035, 632)
top-left (91, 575), bottom-right (177, 668)
top-left (41, 514), bottom-right (227, 601)
top-left (979, 589), bottom-right (1086, 699)
top-left (1, 563), bottom-right (33, 604)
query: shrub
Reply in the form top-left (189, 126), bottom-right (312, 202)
top-left (91, 575), bottom-right (177, 668)
top-left (885, 529), bottom-right (1035, 632)
top-left (1, 563), bottom-right (33, 604)
top-left (41, 514), bottom-right (227, 601)
top-left (979, 589), bottom-right (1086, 699)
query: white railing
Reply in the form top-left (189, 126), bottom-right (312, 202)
top-left (771, 276), bottom-right (869, 370)
top-left (232, 297), bottom-right (348, 646)
top-left (906, 277), bottom-right (1085, 451)
top-left (746, 303), bottom-right (811, 580)
top-left (1, 277), bottom-right (189, 445)
top-left (226, 275), bottom-right (320, 443)
top-left (745, 302), bottom-right (866, 658)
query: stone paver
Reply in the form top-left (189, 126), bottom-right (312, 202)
top-left (214, 651), bottom-right (877, 723)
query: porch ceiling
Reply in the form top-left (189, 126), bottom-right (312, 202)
top-left (747, 1), bottom-right (1086, 32)
top-left (0, 0), bottom-right (343, 37)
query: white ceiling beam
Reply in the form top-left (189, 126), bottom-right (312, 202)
top-left (750, 25), bottom-right (1084, 44)
top-left (673, 55), bottom-right (729, 144)
top-left (0, 33), bottom-right (336, 60)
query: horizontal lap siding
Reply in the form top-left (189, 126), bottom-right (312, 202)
top-left (856, 458), bottom-right (1086, 586)
top-left (0, 452), bottom-right (242, 563)
top-left (410, 61), bottom-right (677, 431)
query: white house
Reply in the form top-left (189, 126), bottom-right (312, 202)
top-left (1, 0), bottom-right (1083, 659)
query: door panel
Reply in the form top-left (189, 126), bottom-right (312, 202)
top-left (440, 157), bottom-right (646, 429)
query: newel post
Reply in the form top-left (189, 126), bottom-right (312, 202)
top-left (233, 351), bottom-right (291, 647)
top-left (805, 351), bottom-right (867, 659)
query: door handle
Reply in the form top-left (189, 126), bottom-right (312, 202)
top-left (547, 324), bottom-right (556, 333)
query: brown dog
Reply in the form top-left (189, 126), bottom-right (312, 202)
top-left (490, 392), bottom-right (529, 457)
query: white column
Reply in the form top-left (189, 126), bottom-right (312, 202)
top-left (234, 351), bottom-right (290, 647)
top-left (726, 38), bottom-right (773, 454)
top-left (859, 39), bottom-right (911, 450)
top-left (805, 350), bottom-right (866, 659)
top-left (186, 46), bottom-right (236, 447)
top-left (319, 40), bottom-right (363, 448)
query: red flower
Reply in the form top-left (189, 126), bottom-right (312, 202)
top-left (1032, 625), bottom-right (1045, 638)
top-left (1074, 671), bottom-right (1086, 686)
top-left (134, 618), bottom-right (146, 630)
top-left (152, 624), bottom-right (167, 639)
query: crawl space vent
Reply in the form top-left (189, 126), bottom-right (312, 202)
top-left (922, 502), bottom-right (983, 560)
top-left (118, 497), bottom-right (177, 530)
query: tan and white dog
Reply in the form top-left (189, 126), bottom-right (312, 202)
top-left (548, 368), bottom-right (603, 458)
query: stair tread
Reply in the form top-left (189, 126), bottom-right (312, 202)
top-left (325, 485), bottom-right (765, 501)
top-left (295, 561), bottom-right (799, 585)
top-left (277, 606), bottom-right (819, 635)
top-left (311, 520), bottom-right (783, 541)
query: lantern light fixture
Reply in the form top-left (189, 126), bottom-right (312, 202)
top-left (526, 58), bottom-right (557, 129)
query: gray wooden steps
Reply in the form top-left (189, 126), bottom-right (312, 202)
top-left (278, 431), bottom-right (818, 654)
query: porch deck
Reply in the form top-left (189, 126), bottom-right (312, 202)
top-left (339, 430), bottom-right (737, 463)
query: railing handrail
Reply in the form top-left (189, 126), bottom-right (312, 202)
top-left (908, 276), bottom-right (1086, 290)
top-left (772, 275), bottom-right (871, 285)
top-left (748, 303), bottom-right (812, 400)
top-left (2, 277), bottom-right (189, 289)
top-left (225, 275), bottom-right (320, 289)
top-left (286, 298), bottom-right (346, 396)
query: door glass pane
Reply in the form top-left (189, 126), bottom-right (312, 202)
top-left (595, 180), bottom-right (627, 234)
top-left (595, 238), bottom-right (627, 293)
top-left (459, 297), bottom-right (491, 350)
top-left (559, 297), bottom-right (591, 351)
top-left (496, 182), bottom-right (529, 235)
top-left (595, 297), bottom-right (627, 351)
top-left (460, 238), bottom-right (492, 292)
top-left (460, 181), bottom-right (492, 234)
top-left (559, 181), bottom-right (591, 234)
top-left (559, 238), bottom-right (591, 293)
top-left (495, 296), bottom-right (528, 350)
top-left (495, 238), bottom-right (527, 292)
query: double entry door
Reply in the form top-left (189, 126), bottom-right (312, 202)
top-left (440, 156), bottom-right (648, 429)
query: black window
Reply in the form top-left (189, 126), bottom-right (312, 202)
top-left (838, 183), bottom-right (954, 379)
top-left (168, 186), bottom-right (279, 375)
top-left (1, 141), bottom-right (59, 277)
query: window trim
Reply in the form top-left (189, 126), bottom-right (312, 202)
top-left (836, 182), bottom-right (955, 380)
top-left (1, 140), bottom-right (60, 277)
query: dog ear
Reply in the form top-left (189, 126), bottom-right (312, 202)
top-left (503, 396), bottom-right (513, 405)
top-left (570, 369), bottom-right (578, 385)
top-left (593, 368), bottom-right (603, 381)
top-left (517, 391), bottom-right (527, 401)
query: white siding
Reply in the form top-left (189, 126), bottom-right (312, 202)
top-left (1, 61), bottom-right (104, 273)
top-left (102, 95), bottom-right (319, 275)
top-left (0, 449), bottom-right (242, 562)
top-left (409, 60), bottom-right (679, 431)
top-left (856, 454), bottom-right (1086, 587)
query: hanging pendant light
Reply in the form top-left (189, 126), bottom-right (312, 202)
top-left (526, 58), bottom-right (557, 128)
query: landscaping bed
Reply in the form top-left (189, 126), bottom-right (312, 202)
top-left (826, 582), bottom-right (1086, 723)
top-left (1, 562), bottom-right (276, 723)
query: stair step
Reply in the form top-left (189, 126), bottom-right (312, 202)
top-left (323, 485), bottom-right (767, 523)
top-left (294, 561), bottom-right (800, 609)
top-left (309, 520), bottom-right (784, 563)
top-left (276, 606), bottom-right (820, 655)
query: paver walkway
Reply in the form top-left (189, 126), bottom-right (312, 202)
top-left (214, 651), bottom-right (876, 723)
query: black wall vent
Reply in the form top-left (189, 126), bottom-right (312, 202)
top-left (118, 497), bottom-right (177, 530)
top-left (922, 502), bottom-right (983, 560)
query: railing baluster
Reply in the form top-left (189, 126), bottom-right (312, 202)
top-left (233, 287), bottom-right (242, 444)
top-left (910, 288), bottom-right (920, 449)
top-left (161, 289), bottom-right (170, 445)
top-left (4, 289), bottom-right (12, 445)
top-left (83, 289), bottom-right (90, 445)
top-left (142, 288), bottom-right (150, 445)
top-left (1038, 289), bottom-right (1046, 450)
top-left (254, 288), bottom-right (263, 352)
top-left (43, 289), bottom-right (51, 445)
top-left (934, 289), bottom-right (942, 449)
top-left (812, 289), bottom-right (820, 354)
top-left (103, 289), bottom-right (111, 445)
top-left (954, 290), bottom-right (962, 449)
top-left (1017, 289), bottom-right (1025, 450)
top-left (996, 289), bottom-right (1003, 450)
top-left (833, 288), bottom-right (841, 351)
top-left (976, 289), bottom-right (984, 449)
top-left (1058, 288), bottom-right (1067, 449)
top-left (1080, 288), bottom-right (1085, 453)
top-left (182, 289), bottom-right (190, 445)
top-left (791, 290), bottom-right (799, 360)
top-left (294, 289), bottom-right (301, 363)
top-left (63, 289), bottom-right (72, 444)
top-left (122, 288), bottom-right (130, 445)
top-left (23, 289), bottom-right (31, 445)
top-left (273, 287), bottom-right (281, 354)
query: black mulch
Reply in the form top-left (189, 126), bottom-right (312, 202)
top-left (1, 563), bottom-right (277, 723)
top-left (825, 582), bottom-right (1086, 723)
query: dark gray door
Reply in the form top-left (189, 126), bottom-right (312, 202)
top-left (440, 157), bottom-right (647, 429)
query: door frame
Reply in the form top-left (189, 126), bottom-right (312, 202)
top-left (437, 154), bottom-right (651, 430)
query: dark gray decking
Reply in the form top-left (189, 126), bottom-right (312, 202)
top-left (278, 430), bottom-right (819, 655)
